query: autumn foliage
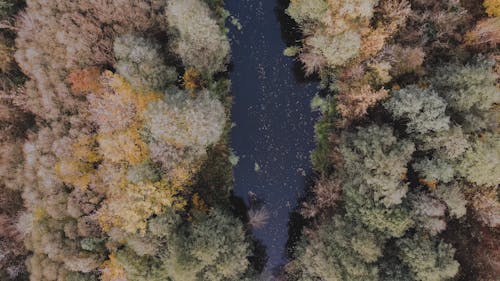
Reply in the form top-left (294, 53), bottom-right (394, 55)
top-left (0, 0), bottom-right (254, 280)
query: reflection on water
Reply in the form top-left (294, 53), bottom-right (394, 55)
top-left (226, 0), bottom-right (319, 274)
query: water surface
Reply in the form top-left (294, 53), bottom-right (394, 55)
top-left (226, 0), bottom-right (319, 273)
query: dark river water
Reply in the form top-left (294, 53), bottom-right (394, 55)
top-left (226, 0), bottom-right (319, 274)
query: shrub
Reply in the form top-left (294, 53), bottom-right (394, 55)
top-left (388, 45), bottom-right (425, 76)
top-left (471, 187), bottom-right (500, 227)
top-left (248, 207), bottom-right (270, 229)
top-left (396, 0), bottom-right (470, 57)
top-left (0, 36), bottom-right (14, 74)
top-left (300, 176), bottom-right (342, 218)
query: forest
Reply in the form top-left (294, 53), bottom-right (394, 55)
top-left (0, 0), bottom-right (260, 280)
top-left (283, 0), bottom-right (499, 280)
top-left (0, 0), bottom-right (498, 281)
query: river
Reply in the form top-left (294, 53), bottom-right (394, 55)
top-left (226, 0), bottom-right (319, 274)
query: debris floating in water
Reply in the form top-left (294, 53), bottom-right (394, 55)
top-left (254, 162), bottom-right (261, 172)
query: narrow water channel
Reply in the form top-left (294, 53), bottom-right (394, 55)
top-left (226, 0), bottom-right (319, 273)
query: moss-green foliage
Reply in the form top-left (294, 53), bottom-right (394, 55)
top-left (338, 125), bottom-right (415, 238)
top-left (340, 125), bottom-right (415, 207)
top-left (291, 216), bottom-right (383, 281)
top-left (65, 272), bottom-right (98, 281)
top-left (384, 86), bottom-right (450, 135)
top-left (379, 258), bottom-right (413, 281)
top-left (286, 0), bottom-right (329, 24)
top-left (286, 0), bottom-right (499, 280)
top-left (145, 91), bottom-right (226, 151)
top-left (176, 210), bottom-right (250, 281)
top-left (310, 61), bottom-right (495, 275)
top-left (116, 209), bottom-right (251, 281)
top-left (431, 60), bottom-right (499, 132)
top-left (289, 60), bottom-right (498, 281)
top-left (432, 59), bottom-right (498, 113)
top-left (412, 158), bottom-right (454, 184)
top-left (310, 95), bottom-right (337, 173)
top-left (0, 0), bottom-right (22, 19)
top-left (344, 187), bottom-right (414, 238)
top-left (456, 133), bottom-right (500, 187)
top-left (415, 126), bottom-right (470, 160)
top-left (397, 234), bottom-right (459, 281)
top-left (384, 62), bottom-right (500, 190)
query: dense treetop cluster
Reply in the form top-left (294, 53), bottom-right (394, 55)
top-left (0, 0), bottom-right (258, 280)
top-left (0, 0), bottom-right (499, 281)
top-left (285, 0), bottom-right (499, 281)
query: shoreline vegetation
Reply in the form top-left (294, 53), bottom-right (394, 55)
top-left (282, 0), bottom-right (499, 281)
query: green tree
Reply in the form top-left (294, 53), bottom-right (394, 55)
top-left (165, 0), bottom-right (230, 74)
top-left (397, 234), bottom-right (459, 281)
top-left (431, 60), bottom-right (499, 132)
top-left (412, 158), bottom-right (454, 184)
top-left (286, 0), bottom-right (329, 24)
top-left (456, 133), bottom-right (500, 187)
top-left (344, 187), bottom-right (414, 238)
top-left (117, 209), bottom-right (251, 281)
top-left (384, 86), bottom-right (450, 135)
top-left (340, 125), bottom-right (415, 207)
top-left (291, 216), bottom-right (383, 281)
top-left (114, 34), bottom-right (177, 91)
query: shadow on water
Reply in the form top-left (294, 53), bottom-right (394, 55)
top-left (283, 173), bottom-right (316, 255)
top-left (226, 0), bottom-right (320, 276)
